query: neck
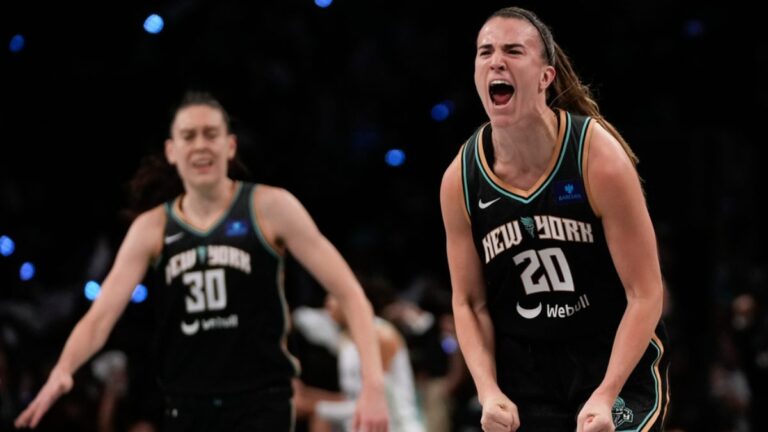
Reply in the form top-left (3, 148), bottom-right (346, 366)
top-left (180, 178), bottom-right (236, 220)
top-left (491, 106), bottom-right (558, 170)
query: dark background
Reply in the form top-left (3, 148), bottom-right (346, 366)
top-left (2, 1), bottom-right (766, 431)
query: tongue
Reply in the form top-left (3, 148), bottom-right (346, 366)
top-left (492, 93), bottom-right (512, 105)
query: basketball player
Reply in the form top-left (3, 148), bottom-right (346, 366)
top-left (293, 295), bottom-right (424, 432)
top-left (15, 92), bottom-right (389, 432)
top-left (440, 7), bottom-right (669, 432)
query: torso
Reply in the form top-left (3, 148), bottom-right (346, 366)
top-left (461, 110), bottom-right (626, 341)
top-left (153, 181), bottom-right (298, 395)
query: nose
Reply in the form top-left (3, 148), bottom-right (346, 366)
top-left (490, 52), bottom-right (506, 72)
top-left (191, 134), bottom-right (207, 149)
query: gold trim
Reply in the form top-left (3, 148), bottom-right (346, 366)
top-left (477, 110), bottom-right (566, 198)
top-left (641, 334), bottom-right (665, 432)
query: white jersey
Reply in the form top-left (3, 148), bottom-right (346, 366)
top-left (316, 319), bottom-right (425, 432)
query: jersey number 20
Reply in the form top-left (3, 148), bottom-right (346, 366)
top-left (512, 247), bottom-right (574, 295)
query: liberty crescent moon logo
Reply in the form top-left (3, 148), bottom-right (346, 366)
top-left (516, 302), bottom-right (542, 319)
top-left (180, 320), bottom-right (200, 336)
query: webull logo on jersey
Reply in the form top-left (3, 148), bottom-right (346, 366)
top-left (180, 314), bottom-right (239, 336)
top-left (165, 245), bottom-right (252, 284)
top-left (482, 215), bottom-right (594, 263)
top-left (516, 294), bottom-right (591, 319)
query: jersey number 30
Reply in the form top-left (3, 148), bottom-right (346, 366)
top-left (183, 269), bottom-right (227, 313)
top-left (512, 247), bottom-right (574, 294)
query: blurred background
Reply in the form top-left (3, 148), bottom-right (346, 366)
top-left (1, 0), bottom-right (766, 431)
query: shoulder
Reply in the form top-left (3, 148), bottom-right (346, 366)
top-left (584, 122), bottom-right (642, 216)
top-left (442, 126), bottom-right (482, 195)
top-left (251, 184), bottom-right (316, 247)
top-left (440, 155), bottom-right (463, 215)
top-left (441, 153), bottom-right (462, 192)
top-left (131, 204), bottom-right (167, 232)
top-left (252, 184), bottom-right (303, 217)
top-left (376, 319), bottom-right (403, 345)
top-left (586, 122), bottom-right (637, 185)
top-left (376, 320), bottom-right (404, 368)
top-left (122, 204), bottom-right (166, 258)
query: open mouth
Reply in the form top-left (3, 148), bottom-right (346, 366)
top-left (489, 80), bottom-right (515, 106)
top-left (191, 159), bottom-right (213, 169)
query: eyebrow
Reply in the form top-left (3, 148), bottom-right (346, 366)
top-left (477, 42), bottom-right (525, 51)
top-left (178, 125), bottom-right (221, 134)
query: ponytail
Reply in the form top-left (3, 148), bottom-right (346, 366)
top-left (549, 43), bottom-right (638, 165)
top-left (486, 7), bottom-right (639, 165)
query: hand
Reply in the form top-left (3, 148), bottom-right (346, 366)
top-left (480, 392), bottom-right (520, 432)
top-left (14, 368), bottom-right (74, 429)
top-left (352, 384), bottom-right (388, 432)
top-left (576, 392), bottom-right (615, 432)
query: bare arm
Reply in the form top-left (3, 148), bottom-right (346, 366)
top-left (255, 186), bottom-right (388, 432)
top-left (440, 156), bottom-right (519, 431)
top-left (577, 124), bottom-right (664, 431)
top-left (15, 206), bottom-right (164, 429)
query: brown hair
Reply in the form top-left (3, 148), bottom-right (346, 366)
top-left (486, 7), bottom-right (638, 164)
top-left (122, 91), bottom-right (250, 221)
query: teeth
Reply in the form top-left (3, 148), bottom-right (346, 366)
top-left (490, 80), bottom-right (511, 86)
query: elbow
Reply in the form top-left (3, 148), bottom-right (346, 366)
top-left (452, 293), bottom-right (485, 316)
top-left (626, 282), bottom-right (664, 320)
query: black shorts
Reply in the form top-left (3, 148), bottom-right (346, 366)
top-left (496, 323), bottom-right (670, 431)
top-left (163, 387), bottom-right (294, 432)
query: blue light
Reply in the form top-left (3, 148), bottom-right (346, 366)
top-left (85, 280), bottom-right (101, 301)
top-left (19, 262), bottom-right (35, 281)
top-left (9, 34), bottom-right (25, 53)
top-left (131, 284), bottom-right (148, 303)
top-left (385, 149), bottom-right (406, 167)
top-left (143, 14), bottom-right (165, 34)
top-left (0, 235), bottom-right (15, 256)
top-left (441, 335), bottom-right (459, 354)
top-left (315, 0), bottom-right (333, 8)
top-left (431, 100), bottom-right (454, 122)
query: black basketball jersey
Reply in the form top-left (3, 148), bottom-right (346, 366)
top-left (461, 110), bottom-right (627, 340)
top-left (154, 181), bottom-right (298, 395)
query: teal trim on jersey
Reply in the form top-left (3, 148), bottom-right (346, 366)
top-left (248, 184), bottom-right (280, 259)
top-left (625, 338), bottom-right (662, 432)
top-left (276, 257), bottom-right (302, 376)
top-left (577, 117), bottom-right (592, 177)
top-left (461, 140), bottom-right (473, 216)
top-left (168, 181), bottom-right (244, 237)
top-left (475, 112), bottom-right (572, 204)
top-left (151, 253), bottom-right (163, 270)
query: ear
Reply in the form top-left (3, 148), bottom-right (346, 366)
top-left (227, 134), bottom-right (237, 160)
top-left (165, 138), bottom-right (176, 165)
top-left (540, 65), bottom-right (556, 92)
